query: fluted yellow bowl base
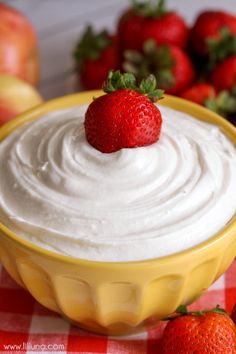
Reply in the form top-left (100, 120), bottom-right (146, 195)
top-left (67, 318), bottom-right (152, 336)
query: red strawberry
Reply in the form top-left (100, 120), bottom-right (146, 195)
top-left (181, 83), bottom-right (236, 118)
top-left (141, 12), bottom-right (189, 49)
top-left (84, 71), bottom-right (163, 153)
top-left (191, 11), bottom-right (236, 56)
top-left (161, 305), bottom-right (236, 354)
top-left (211, 55), bottom-right (236, 91)
top-left (118, 0), bottom-right (189, 53)
top-left (118, 9), bottom-right (145, 52)
top-left (181, 83), bottom-right (216, 105)
top-left (74, 26), bottom-right (119, 90)
top-left (123, 40), bottom-right (195, 95)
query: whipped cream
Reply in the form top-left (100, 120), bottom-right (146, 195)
top-left (0, 105), bottom-right (236, 261)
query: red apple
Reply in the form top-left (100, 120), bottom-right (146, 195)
top-left (0, 74), bottom-right (43, 126)
top-left (0, 3), bottom-right (39, 86)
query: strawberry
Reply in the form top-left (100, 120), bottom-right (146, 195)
top-left (181, 83), bottom-right (236, 118)
top-left (181, 83), bottom-right (216, 106)
top-left (161, 305), bottom-right (236, 354)
top-left (123, 40), bottom-right (195, 95)
top-left (84, 71), bottom-right (163, 153)
top-left (211, 55), bottom-right (236, 92)
top-left (74, 26), bottom-right (119, 90)
top-left (191, 11), bottom-right (236, 56)
top-left (118, 9), bottom-right (145, 53)
top-left (118, 0), bottom-right (189, 53)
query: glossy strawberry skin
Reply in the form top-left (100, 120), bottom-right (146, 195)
top-left (118, 9), bottom-right (188, 52)
top-left (84, 89), bottom-right (162, 153)
top-left (211, 55), bottom-right (236, 91)
top-left (167, 46), bottom-right (195, 95)
top-left (191, 11), bottom-right (236, 56)
top-left (80, 43), bottom-right (119, 90)
top-left (181, 83), bottom-right (216, 105)
top-left (118, 9), bottom-right (146, 52)
top-left (142, 12), bottom-right (189, 50)
top-left (161, 312), bottom-right (236, 354)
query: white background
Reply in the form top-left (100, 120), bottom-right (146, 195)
top-left (4, 0), bottom-right (236, 99)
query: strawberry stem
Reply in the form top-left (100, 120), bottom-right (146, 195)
top-left (103, 70), bottom-right (164, 102)
top-left (176, 304), bottom-right (188, 315)
top-left (123, 40), bottom-right (175, 90)
top-left (205, 90), bottom-right (236, 116)
top-left (164, 304), bottom-right (228, 321)
top-left (210, 306), bottom-right (227, 315)
top-left (132, 0), bottom-right (167, 17)
top-left (74, 25), bottom-right (111, 70)
top-left (177, 304), bottom-right (227, 316)
top-left (207, 28), bottom-right (236, 68)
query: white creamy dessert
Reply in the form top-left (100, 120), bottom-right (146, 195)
top-left (0, 105), bottom-right (236, 261)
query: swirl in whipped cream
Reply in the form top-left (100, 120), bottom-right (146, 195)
top-left (0, 105), bottom-right (236, 261)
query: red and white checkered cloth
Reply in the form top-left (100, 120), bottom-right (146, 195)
top-left (0, 260), bottom-right (236, 354)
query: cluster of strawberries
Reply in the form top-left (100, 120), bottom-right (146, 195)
top-left (74, 0), bottom-right (236, 123)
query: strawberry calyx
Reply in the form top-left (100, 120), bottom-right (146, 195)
top-left (205, 89), bottom-right (236, 117)
top-left (123, 40), bottom-right (175, 90)
top-left (132, 0), bottom-right (167, 18)
top-left (74, 25), bottom-right (112, 70)
top-left (103, 70), bottom-right (164, 102)
top-left (176, 304), bottom-right (227, 316)
top-left (165, 304), bottom-right (228, 321)
top-left (207, 27), bottom-right (236, 68)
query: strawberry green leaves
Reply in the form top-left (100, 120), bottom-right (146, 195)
top-left (74, 26), bottom-right (111, 69)
top-left (132, 0), bottom-right (167, 18)
top-left (123, 40), bottom-right (176, 91)
top-left (103, 70), bottom-right (164, 102)
top-left (207, 27), bottom-right (236, 68)
top-left (205, 90), bottom-right (236, 116)
top-left (165, 304), bottom-right (229, 321)
top-left (138, 74), bottom-right (164, 101)
top-left (103, 71), bottom-right (136, 92)
top-left (176, 304), bottom-right (227, 317)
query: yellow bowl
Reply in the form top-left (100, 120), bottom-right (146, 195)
top-left (0, 92), bottom-right (236, 336)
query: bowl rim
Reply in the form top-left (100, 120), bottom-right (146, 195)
top-left (0, 91), bottom-right (236, 268)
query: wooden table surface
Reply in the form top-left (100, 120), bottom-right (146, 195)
top-left (6, 0), bottom-right (236, 99)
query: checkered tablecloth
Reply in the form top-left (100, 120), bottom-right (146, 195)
top-left (0, 260), bottom-right (235, 354)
